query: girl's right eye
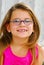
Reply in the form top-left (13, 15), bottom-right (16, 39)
top-left (14, 20), bottom-right (19, 22)
top-left (13, 19), bottom-right (20, 22)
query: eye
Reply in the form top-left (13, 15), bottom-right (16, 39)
top-left (13, 20), bottom-right (19, 22)
top-left (13, 18), bottom-right (20, 22)
top-left (25, 20), bottom-right (30, 22)
top-left (25, 18), bottom-right (33, 23)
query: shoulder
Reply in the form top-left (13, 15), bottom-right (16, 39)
top-left (32, 44), bottom-right (44, 65)
top-left (35, 44), bottom-right (44, 56)
top-left (0, 45), bottom-right (10, 65)
top-left (36, 44), bottom-right (44, 65)
top-left (38, 44), bottom-right (44, 58)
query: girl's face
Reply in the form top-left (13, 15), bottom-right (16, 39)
top-left (7, 9), bottom-right (33, 38)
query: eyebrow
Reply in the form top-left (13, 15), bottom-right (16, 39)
top-left (11, 18), bottom-right (32, 21)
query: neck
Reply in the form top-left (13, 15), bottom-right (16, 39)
top-left (10, 36), bottom-right (29, 57)
top-left (11, 36), bottom-right (29, 47)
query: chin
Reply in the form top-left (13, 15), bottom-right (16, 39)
top-left (17, 35), bottom-right (29, 38)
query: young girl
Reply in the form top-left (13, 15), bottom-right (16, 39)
top-left (0, 3), bottom-right (44, 65)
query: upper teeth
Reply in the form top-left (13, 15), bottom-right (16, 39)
top-left (17, 29), bottom-right (27, 32)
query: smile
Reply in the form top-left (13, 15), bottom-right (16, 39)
top-left (17, 29), bottom-right (28, 32)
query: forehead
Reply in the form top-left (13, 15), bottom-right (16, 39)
top-left (10, 9), bottom-right (32, 20)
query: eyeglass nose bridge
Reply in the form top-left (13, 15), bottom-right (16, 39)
top-left (20, 20), bottom-right (25, 24)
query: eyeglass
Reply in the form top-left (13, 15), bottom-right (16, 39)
top-left (10, 18), bottom-right (33, 25)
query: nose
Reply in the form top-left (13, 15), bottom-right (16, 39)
top-left (20, 21), bottom-right (25, 26)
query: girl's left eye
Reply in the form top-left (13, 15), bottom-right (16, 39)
top-left (25, 19), bottom-right (32, 22)
top-left (25, 20), bottom-right (30, 22)
top-left (25, 18), bottom-right (32, 22)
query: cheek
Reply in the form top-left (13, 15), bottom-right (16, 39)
top-left (28, 24), bottom-right (33, 32)
top-left (10, 23), bottom-right (17, 30)
top-left (27, 24), bottom-right (33, 37)
top-left (10, 26), bottom-right (17, 32)
top-left (9, 24), bottom-right (17, 33)
top-left (10, 26), bottom-right (17, 36)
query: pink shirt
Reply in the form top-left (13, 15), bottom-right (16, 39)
top-left (3, 46), bottom-right (38, 65)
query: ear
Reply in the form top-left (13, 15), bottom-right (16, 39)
top-left (33, 30), bottom-right (34, 33)
top-left (6, 24), bottom-right (10, 32)
top-left (33, 27), bottom-right (34, 32)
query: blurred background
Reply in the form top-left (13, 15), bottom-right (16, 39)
top-left (0, 0), bottom-right (44, 48)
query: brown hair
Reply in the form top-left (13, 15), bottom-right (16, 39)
top-left (0, 3), bottom-right (40, 47)
top-left (0, 2), bottom-right (40, 63)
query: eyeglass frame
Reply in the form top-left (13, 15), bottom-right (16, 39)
top-left (10, 18), bottom-right (33, 25)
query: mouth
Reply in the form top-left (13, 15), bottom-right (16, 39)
top-left (17, 29), bottom-right (28, 32)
